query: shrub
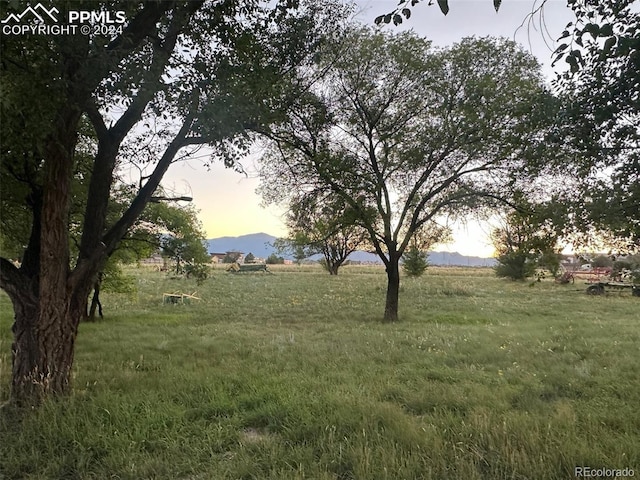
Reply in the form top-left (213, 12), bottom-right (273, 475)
top-left (184, 264), bottom-right (209, 285)
top-left (592, 255), bottom-right (613, 268)
top-left (402, 246), bottom-right (429, 277)
top-left (266, 254), bottom-right (285, 264)
top-left (494, 251), bottom-right (537, 280)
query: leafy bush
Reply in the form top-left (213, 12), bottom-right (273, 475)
top-left (592, 255), bottom-right (613, 268)
top-left (494, 251), bottom-right (537, 281)
top-left (222, 252), bottom-right (241, 263)
top-left (184, 263), bottom-right (209, 285)
top-left (266, 254), bottom-right (285, 264)
top-left (102, 262), bottom-right (137, 295)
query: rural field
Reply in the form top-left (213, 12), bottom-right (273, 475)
top-left (0, 265), bottom-right (638, 479)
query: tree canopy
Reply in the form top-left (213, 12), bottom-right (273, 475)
top-left (267, 191), bottom-right (368, 275)
top-left (552, 0), bottom-right (639, 250)
top-left (492, 200), bottom-right (563, 281)
top-left (379, 0), bottom-right (639, 250)
top-left (258, 28), bottom-right (558, 321)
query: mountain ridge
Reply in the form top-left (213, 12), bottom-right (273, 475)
top-left (207, 233), bottom-right (496, 267)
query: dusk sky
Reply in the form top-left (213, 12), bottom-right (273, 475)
top-left (162, 0), bottom-right (574, 257)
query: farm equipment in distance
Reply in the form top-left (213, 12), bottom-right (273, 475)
top-left (570, 267), bottom-right (640, 297)
top-left (586, 282), bottom-right (640, 297)
top-left (226, 262), bottom-right (272, 274)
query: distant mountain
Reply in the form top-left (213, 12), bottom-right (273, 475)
top-left (427, 251), bottom-right (496, 267)
top-left (207, 233), bottom-right (278, 260)
top-left (207, 233), bottom-right (496, 266)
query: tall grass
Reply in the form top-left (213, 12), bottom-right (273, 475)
top-left (1, 265), bottom-right (638, 479)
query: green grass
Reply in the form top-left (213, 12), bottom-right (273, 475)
top-left (1, 265), bottom-right (639, 479)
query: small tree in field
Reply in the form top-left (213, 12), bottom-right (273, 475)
top-left (268, 194), bottom-right (368, 275)
top-left (402, 224), bottom-right (448, 277)
top-left (149, 203), bottom-right (209, 278)
top-left (222, 252), bottom-right (242, 264)
top-left (266, 254), bottom-right (285, 264)
top-left (494, 252), bottom-right (538, 281)
top-left (402, 246), bottom-right (429, 277)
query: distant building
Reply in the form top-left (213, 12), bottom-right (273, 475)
top-left (210, 251), bottom-right (245, 263)
top-left (210, 252), bottom-right (227, 264)
top-left (140, 253), bottom-right (164, 266)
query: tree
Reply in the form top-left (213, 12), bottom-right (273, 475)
top-left (273, 236), bottom-right (314, 265)
top-left (267, 193), bottom-right (368, 275)
top-left (0, 0), bottom-right (342, 406)
top-left (244, 253), bottom-right (256, 264)
top-left (551, 0), bottom-right (639, 250)
top-left (222, 252), bottom-right (242, 264)
top-left (380, 0), bottom-right (639, 249)
top-left (266, 253), bottom-right (285, 264)
top-left (492, 202), bottom-right (562, 281)
top-left (402, 246), bottom-right (429, 278)
top-left (258, 29), bottom-right (556, 321)
top-left (86, 187), bottom-right (209, 320)
top-left (151, 203), bottom-right (209, 278)
top-left (401, 223), bottom-right (449, 278)
top-left (0, 147), bottom-right (197, 321)
top-left (377, 0), bottom-right (503, 24)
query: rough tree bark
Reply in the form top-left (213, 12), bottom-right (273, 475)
top-left (7, 102), bottom-right (91, 403)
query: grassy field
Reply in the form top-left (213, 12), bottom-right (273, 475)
top-left (1, 265), bottom-right (638, 479)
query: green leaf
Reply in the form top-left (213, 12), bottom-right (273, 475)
top-left (583, 23), bottom-right (600, 40)
top-left (602, 36), bottom-right (617, 55)
top-left (493, 0), bottom-right (502, 12)
top-left (599, 23), bottom-right (613, 37)
top-left (384, 13), bottom-right (392, 24)
top-left (374, 14), bottom-right (384, 25)
top-left (402, 8), bottom-right (411, 19)
top-left (437, 0), bottom-right (449, 15)
top-left (393, 14), bottom-right (402, 25)
top-left (553, 43), bottom-right (569, 55)
top-left (570, 49), bottom-right (583, 66)
top-left (566, 54), bottom-right (579, 73)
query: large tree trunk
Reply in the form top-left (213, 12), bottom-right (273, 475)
top-left (383, 258), bottom-right (400, 322)
top-left (11, 293), bottom-right (86, 404)
top-left (7, 259), bottom-right (95, 406)
top-left (7, 103), bottom-right (91, 406)
top-left (9, 289), bottom-right (39, 403)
